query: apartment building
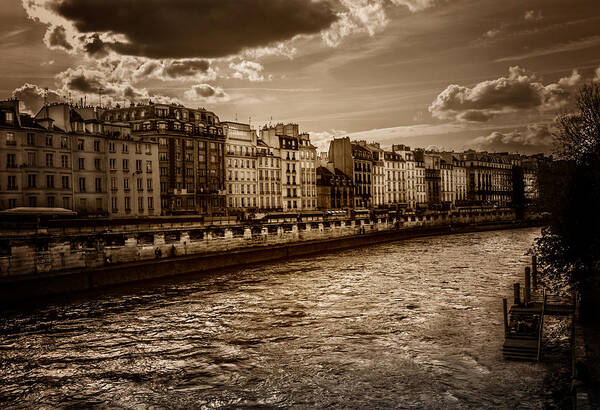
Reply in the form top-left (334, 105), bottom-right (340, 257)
top-left (223, 121), bottom-right (258, 209)
top-left (102, 103), bottom-right (225, 215)
top-left (256, 140), bottom-right (282, 210)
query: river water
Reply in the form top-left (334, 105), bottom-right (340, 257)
top-left (0, 228), bottom-right (560, 408)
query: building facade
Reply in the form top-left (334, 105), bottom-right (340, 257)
top-left (102, 103), bottom-right (225, 215)
top-left (223, 121), bottom-right (258, 210)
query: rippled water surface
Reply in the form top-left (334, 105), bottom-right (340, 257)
top-left (0, 228), bottom-right (552, 408)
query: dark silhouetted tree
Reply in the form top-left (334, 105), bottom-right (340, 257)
top-left (534, 83), bottom-right (600, 318)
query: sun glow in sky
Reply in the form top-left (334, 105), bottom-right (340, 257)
top-left (2, 0), bottom-right (600, 154)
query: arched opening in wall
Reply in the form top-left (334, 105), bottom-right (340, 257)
top-left (34, 239), bottom-right (50, 252)
top-left (0, 240), bottom-right (10, 256)
top-left (137, 233), bottom-right (154, 245)
top-left (103, 235), bottom-right (125, 247)
top-left (231, 227), bottom-right (244, 237)
top-left (212, 228), bottom-right (225, 238)
top-left (189, 230), bottom-right (204, 240)
top-left (164, 231), bottom-right (180, 243)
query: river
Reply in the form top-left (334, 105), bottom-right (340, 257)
top-left (0, 227), bottom-right (562, 408)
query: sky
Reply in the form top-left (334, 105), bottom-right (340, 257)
top-left (1, 0), bottom-right (600, 155)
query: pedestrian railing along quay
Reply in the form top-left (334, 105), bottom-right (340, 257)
top-left (502, 256), bottom-right (575, 362)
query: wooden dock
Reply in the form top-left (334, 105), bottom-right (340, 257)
top-left (502, 257), bottom-right (575, 361)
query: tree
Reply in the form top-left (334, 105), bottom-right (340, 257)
top-left (511, 165), bottom-right (525, 219)
top-left (534, 83), bottom-right (600, 318)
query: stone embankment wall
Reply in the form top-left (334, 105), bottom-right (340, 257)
top-left (0, 208), bottom-right (518, 279)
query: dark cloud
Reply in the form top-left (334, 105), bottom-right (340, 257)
top-left (429, 66), bottom-right (578, 122)
top-left (11, 83), bottom-right (63, 114)
top-left (163, 60), bottom-right (210, 78)
top-left (470, 124), bottom-right (554, 153)
top-left (48, 0), bottom-right (339, 59)
top-left (82, 33), bottom-right (108, 58)
top-left (56, 67), bottom-right (117, 95)
top-left (66, 74), bottom-right (109, 94)
top-left (184, 84), bottom-right (228, 102)
top-left (47, 25), bottom-right (72, 50)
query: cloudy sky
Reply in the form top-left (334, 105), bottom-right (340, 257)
top-left (1, 0), bottom-right (599, 154)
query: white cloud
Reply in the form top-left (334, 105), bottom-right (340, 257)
top-left (429, 66), bottom-right (580, 122)
top-left (183, 84), bottom-right (229, 103)
top-left (229, 60), bottom-right (269, 82)
top-left (524, 10), bottom-right (543, 21)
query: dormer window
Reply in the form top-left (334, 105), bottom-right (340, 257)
top-left (5, 112), bottom-right (14, 124)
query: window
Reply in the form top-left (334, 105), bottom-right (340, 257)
top-left (124, 177), bottom-right (129, 190)
top-left (61, 136), bottom-right (69, 149)
top-left (78, 158), bottom-right (85, 170)
top-left (95, 178), bottom-right (102, 193)
top-left (135, 143), bottom-right (141, 154)
top-left (26, 133), bottom-right (35, 145)
top-left (6, 154), bottom-right (16, 168)
top-left (77, 139), bottom-right (84, 150)
top-left (46, 175), bottom-right (54, 188)
top-left (160, 167), bottom-right (168, 176)
top-left (111, 177), bottom-right (117, 190)
top-left (5, 112), bottom-right (14, 124)
top-left (109, 158), bottom-right (116, 170)
top-left (109, 141), bottom-right (116, 152)
top-left (159, 138), bottom-right (167, 146)
top-left (63, 197), bottom-right (70, 209)
top-left (61, 155), bottom-right (69, 168)
top-left (47, 196), bottom-right (55, 208)
top-left (137, 178), bottom-right (143, 190)
top-left (136, 160), bottom-right (142, 172)
top-left (96, 198), bottom-right (103, 211)
top-left (46, 135), bottom-right (53, 147)
top-left (122, 143), bottom-right (128, 153)
top-left (148, 197), bottom-right (154, 210)
top-left (28, 196), bottom-right (37, 207)
top-left (146, 161), bottom-right (152, 173)
top-left (160, 182), bottom-right (168, 192)
top-left (27, 152), bottom-right (36, 167)
top-left (5, 132), bottom-right (16, 146)
top-left (138, 197), bottom-right (144, 211)
top-left (93, 140), bottom-right (101, 152)
top-left (27, 174), bottom-right (37, 188)
top-left (124, 196), bottom-right (131, 211)
top-left (94, 158), bottom-right (102, 170)
top-left (61, 175), bottom-right (70, 189)
top-left (147, 178), bottom-right (153, 191)
top-left (7, 175), bottom-right (17, 190)
top-left (111, 197), bottom-right (118, 212)
top-left (46, 153), bottom-right (53, 167)
top-left (122, 159), bottom-right (129, 171)
top-left (159, 152), bottom-right (168, 161)
top-left (79, 177), bottom-right (86, 192)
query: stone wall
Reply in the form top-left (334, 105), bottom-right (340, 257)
top-left (0, 208), bottom-right (517, 278)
